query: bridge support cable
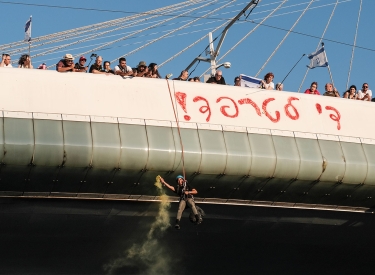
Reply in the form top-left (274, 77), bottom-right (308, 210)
top-left (7, 4), bottom-right (191, 57)
top-left (297, 0), bottom-right (339, 93)
top-left (110, 0), bottom-right (234, 64)
top-left (44, 1), bottom-right (216, 69)
top-left (65, 1), bottom-right (216, 66)
top-left (158, 21), bottom-right (228, 69)
top-left (158, 1), bottom-right (247, 68)
top-left (345, 0), bottom-right (362, 90)
top-left (30, 3), bottom-right (195, 62)
top-left (255, 0), bottom-right (315, 78)
top-left (0, 1), bottom-right (195, 51)
top-left (199, 0), bottom-right (287, 78)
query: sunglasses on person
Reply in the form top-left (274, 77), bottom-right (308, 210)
top-left (363, 86), bottom-right (368, 88)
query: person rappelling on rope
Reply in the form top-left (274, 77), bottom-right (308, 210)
top-left (160, 175), bottom-right (202, 229)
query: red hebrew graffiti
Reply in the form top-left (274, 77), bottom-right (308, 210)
top-left (174, 90), bottom-right (342, 130)
top-left (262, 98), bottom-right (280, 123)
top-left (193, 96), bottom-right (211, 122)
top-left (325, 106), bottom-right (341, 130)
top-left (216, 97), bottom-right (239, 118)
top-left (175, 92), bottom-right (191, 121)
top-left (315, 103), bottom-right (322, 114)
top-left (284, 97), bottom-right (300, 120)
top-left (238, 98), bottom-right (261, 116)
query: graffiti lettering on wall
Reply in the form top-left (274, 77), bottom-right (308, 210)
top-left (175, 92), bottom-right (341, 130)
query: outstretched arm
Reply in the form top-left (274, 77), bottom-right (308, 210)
top-left (184, 188), bottom-right (198, 195)
top-left (159, 177), bottom-right (175, 192)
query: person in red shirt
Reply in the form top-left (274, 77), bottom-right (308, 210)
top-left (304, 81), bottom-right (320, 95)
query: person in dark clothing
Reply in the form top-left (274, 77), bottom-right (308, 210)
top-left (74, 56), bottom-right (88, 73)
top-left (206, 70), bottom-right (226, 85)
top-left (160, 175), bottom-right (202, 229)
top-left (173, 70), bottom-right (188, 81)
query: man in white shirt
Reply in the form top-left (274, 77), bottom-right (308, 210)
top-left (114, 57), bottom-right (133, 77)
top-left (0, 54), bottom-right (12, 68)
top-left (357, 83), bottom-right (372, 101)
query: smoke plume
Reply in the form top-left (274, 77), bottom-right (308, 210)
top-left (104, 175), bottom-right (171, 275)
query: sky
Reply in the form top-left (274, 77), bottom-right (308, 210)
top-left (0, 0), bottom-right (374, 95)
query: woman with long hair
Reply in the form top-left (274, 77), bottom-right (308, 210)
top-left (343, 85), bottom-right (357, 99)
top-left (147, 63), bottom-right (161, 78)
top-left (18, 54), bottom-right (33, 69)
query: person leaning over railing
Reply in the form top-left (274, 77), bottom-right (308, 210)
top-left (74, 56), bottom-right (88, 73)
top-left (146, 63), bottom-right (161, 78)
top-left (206, 70), bottom-right (226, 85)
top-left (18, 54), bottom-right (33, 69)
top-left (133, 61), bottom-right (148, 77)
top-left (304, 82), bottom-right (320, 95)
top-left (260, 72), bottom-right (274, 89)
top-left (173, 70), bottom-right (188, 81)
top-left (356, 83), bottom-right (372, 101)
top-left (323, 83), bottom-right (340, 97)
top-left (102, 61), bottom-right (115, 74)
top-left (56, 54), bottom-right (77, 72)
top-left (89, 56), bottom-right (110, 75)
top-left (114, 57), bottom-right (133, 77)
top-left (0, 54), bottom-right (12, 68)
top-left (275, 83), bottom-right (283, 91)
top-left (234, 76), bottom-right (241, 86)
top-left (343, 85), bottom-right (357, 100)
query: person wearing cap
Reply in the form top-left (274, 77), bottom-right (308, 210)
top-left (133, 61), bottom-right (148, 77)
top-left (74, 56), bottom-right (88, 73)
top-left (114, 57), bottom-right (133, 77)
top-left (56, 53), bottom-right (77, 72)
top-left (159, 175), bottom-right (202, 229)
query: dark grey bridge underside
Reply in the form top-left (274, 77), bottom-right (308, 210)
top-left (0, 198), bottom-right (375, 275)
top-left (1, 165), bottom-right (375, 210)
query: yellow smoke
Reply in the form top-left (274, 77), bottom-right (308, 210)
top-left (104, 175), bottom-right (171, 275)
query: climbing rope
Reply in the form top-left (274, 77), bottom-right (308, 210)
top-left (165, 79), bottom-right (187, 181)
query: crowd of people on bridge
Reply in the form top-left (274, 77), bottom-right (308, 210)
top-left (1, 53), bottom-right (373, 101)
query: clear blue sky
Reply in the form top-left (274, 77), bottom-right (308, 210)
top-left (1, 0), bottom-right (374, 94)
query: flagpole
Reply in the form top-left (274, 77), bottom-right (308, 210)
top-left (322, 43), bottom-right (335, 87)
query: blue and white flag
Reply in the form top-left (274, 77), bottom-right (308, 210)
top-left (240, 74), bottom-right (262, 88)
top-left (307, 46), bottom-right (328, 69)
top-left (24, 16), bottom-right (32, 42)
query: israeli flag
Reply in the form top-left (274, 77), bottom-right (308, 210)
top-left (240, 74), bottom-right (262, 88)
top-left (24, 16), bottom-right (32, 42)
top-left (307, 46), bottom-right (328, 69)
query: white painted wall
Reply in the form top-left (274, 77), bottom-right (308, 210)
top-left (1, 68), bottom-right (373, 139)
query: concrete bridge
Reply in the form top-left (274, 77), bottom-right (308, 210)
top-left (1, 68), bottom-right (375, 210)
